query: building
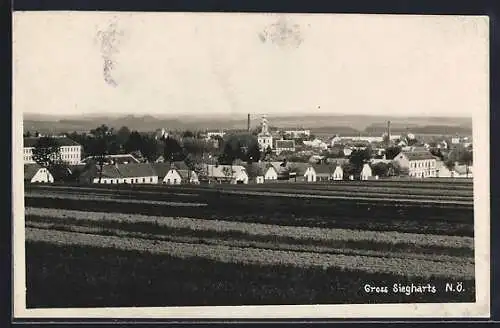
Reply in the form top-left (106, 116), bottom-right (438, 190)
top-left (304, 164), bottom-right (335, 182)
top-left (393, 151), bottom-right (438, 178)
top-left (452, 164), bottom-right (473, 178)
top-left (205, 164), bottom-right (249, 184)
top-left (92, 163), bottom-right (158, 184)
top-left (360, 163), bottom-right (373, 180)
top-left (274, 139), bottom-right (295, 155)
top-left (163, 168), bottom-right (199, 184)
top-left (332, 165), bottom-right (343, 181)
top-left (257, 116), bottom-right (273, 151)
top-left (206, 131), bottom-right (226, 140)
top-left (303, 138), bottom-right (328, 150)
top-left (24, 164), bottom-right (54, 183)
top-left (24, 137), bottom-right (82, 165)
top-left (283, 129), bottom-right (311, 138)
top-left (435, 160), bottom-right (452, 178)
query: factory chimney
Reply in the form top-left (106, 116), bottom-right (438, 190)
top-left (387, 120), bottom-right (391, 145)
top-left (247, 113), bottom-right (251, 132)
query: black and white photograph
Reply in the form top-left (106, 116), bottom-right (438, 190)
top-left (12, 12), bottom-right (490, 319)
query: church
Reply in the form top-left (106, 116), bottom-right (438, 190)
top-left (257, 115), bottom-right (273, 151)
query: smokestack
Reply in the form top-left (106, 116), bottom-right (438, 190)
top-left (387, 120), bottom-right (391, 143)
top-left (247, 114), bottom-right (250, 132)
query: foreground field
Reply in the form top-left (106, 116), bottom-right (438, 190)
top-left (24, 182), bottom-right (475, 307)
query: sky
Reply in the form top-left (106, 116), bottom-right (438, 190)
top-left (13, 12), bottom-right (488, 118)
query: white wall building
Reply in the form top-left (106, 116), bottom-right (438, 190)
top-left (24, 164), bottom-right (54, 183)
top-left (24, 137), bottom-right (82, 165)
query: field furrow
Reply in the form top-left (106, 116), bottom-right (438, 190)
top-left (26, 228), bottom-right (475, 279)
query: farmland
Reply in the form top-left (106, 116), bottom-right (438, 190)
top-left (24, 180), bottom-right (475, 307)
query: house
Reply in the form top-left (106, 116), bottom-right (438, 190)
top-left (24, 136), bottom-right (82, 165)
top-left (164, 168), bottom-right (200, 184)
top-left (393, 151), bottom-right (438, 178)
top-left (92, 163), bottom-right (158, 184)
top-left (24, 164), bottom-right (54, 183)
top-left (269, 161), bottom-right (292, 180)
top-left (452, 164), bottom-right (473, 178)
top-left (304, 164), bottom-right (335, 182)
top-left (435, 160), bottom-right (452, 178)
top-left (343, 148), bottom-right (353, 157)
top-left (332, 165), bottom-right (343, 181)
top-left (360, 163), bottom-right (373, 180)
top-left (274, 139), bottom-right (295, 155)
top-left (303, 138), bottom-right (328, 150)
top-left (80, 154), bottom-right (141, 165)
top-left (205, 164), bottom-right (249, 184)
top-left (263, 164), bottom-right (279, 180)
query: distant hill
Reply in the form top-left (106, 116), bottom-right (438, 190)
top-left (22, 113), bottom-right (472, 136)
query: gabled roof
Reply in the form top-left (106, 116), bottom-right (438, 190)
top-left (81, 154), bottom-right (140, 165)
top-left (24, 163), bottom-right (43, 180)
top-left (400, 151), bottom-right (436, 161)
top-left (24, 137), bottom-right (80, 148)
top-left (151, 162), bottom-right (173, 178)
top-left (177, 169), bottom-right (196, 180)
top-left (310, 164), bottom-right (336, 175)
top-left (100, 163), bottom-right (156, 179)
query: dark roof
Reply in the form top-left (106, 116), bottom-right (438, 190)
top-left (311, 164), bottom-right (337, 175)
top-left (177, 169), bottom-right (197, 180)
top-left (288, 162), bottom-right (309, 175)
top-left (401, 151), bottom-right (436, 161)
top-left (151, 163), bottom-right (173, 177)
top-left (275, 140), bottom-right (295, 148)
top-left (24, 137), bottom-right (80, 148)
top-left (100, 163), bottom-right (156, 179)
top-left (81, 154), bottom-right (140, 165)
top-left (24, 164), bottom-right (43, 180)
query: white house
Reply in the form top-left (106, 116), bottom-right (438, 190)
top-left (304, 164), bottom-right (333, 182)
top-left (24, 136), bottom-right (82, 165)
top-left (163, 168), bottom-right (200, 184)
top-left (92, 163), bottom-right (158, 184)
top-left (24, 164), bottom-right (54, 183)
top-left (303, 138), bottom-right (328, 150)
top-left (360, 163), bottom-right (373, 180)
top-left (332, 165), bottom-right (343, 181)
top-left (263, 165), bottom-right (278, 180)
top-left (436, 160), bottom-right (452, 178)
top-left (393, 151), bottom-right (438, 178)
top-left (206, 164), bottom-right (249, 184)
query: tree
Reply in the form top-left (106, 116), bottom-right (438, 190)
top-left (139, 135), bottom-right (159, 162)
top-left (371, 162), bottom-right (389, 177)
top-left (182, 130), bottom-right (195, 138)
top-left (32, 137), bottom-right (61, 168)
top-left (116, 126), bottom-right (131, 148)
top-left (348, 147), bottom-right (372, 172)
top-left (163, 136), bottom-right (184, 163)
top-left (89, 124), bottom-right (112, 183)
top-left (384, 146), bottom-right (402, 160)
top-left (124, 131), bottom-right (143, 153)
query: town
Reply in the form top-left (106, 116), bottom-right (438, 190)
top-left (23, 114), bottom-right (474, 185)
